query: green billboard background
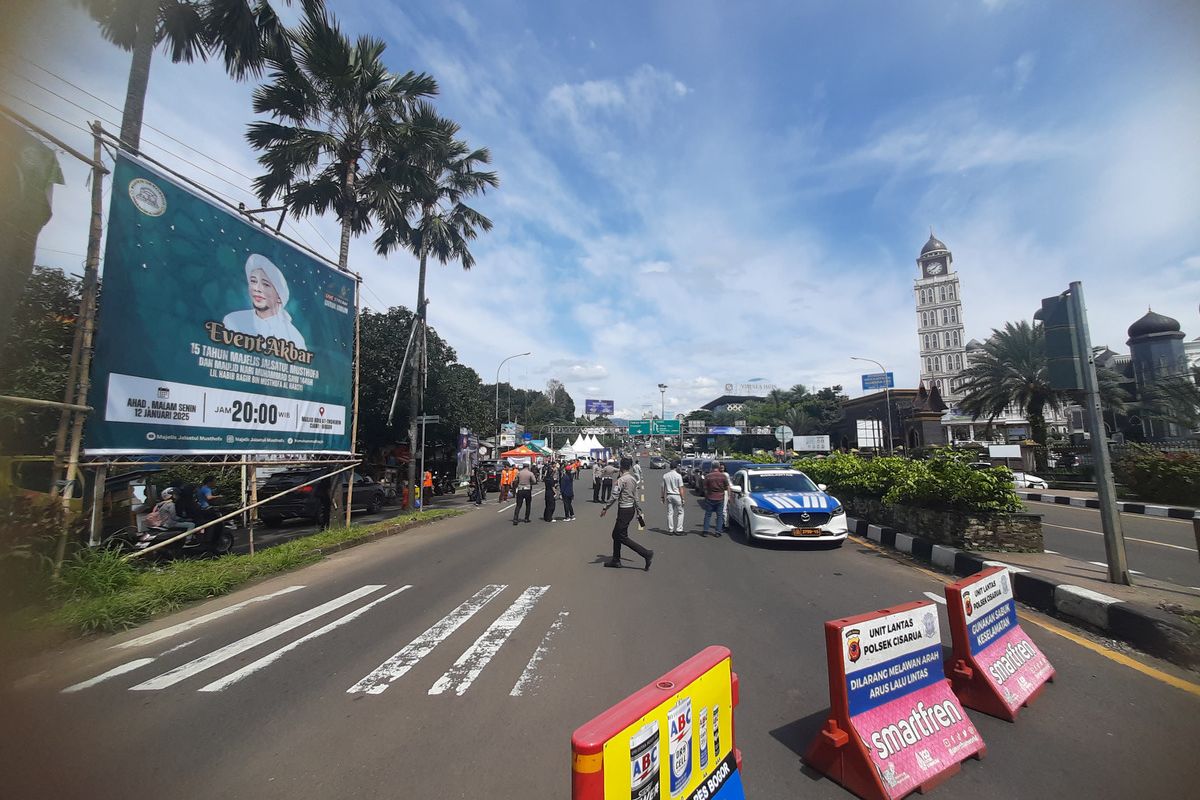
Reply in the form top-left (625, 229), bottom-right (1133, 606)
top-left (85, 154), bottom-right (356, 455)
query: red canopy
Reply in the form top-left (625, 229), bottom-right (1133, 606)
top-left (500, 445), bottom-right (539, 458)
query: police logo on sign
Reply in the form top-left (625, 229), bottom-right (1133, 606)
top-left (845, 628), bottom-right (862, 663)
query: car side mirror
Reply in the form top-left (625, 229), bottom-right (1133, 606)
top-left (817, 483), bottom-right (828, 491)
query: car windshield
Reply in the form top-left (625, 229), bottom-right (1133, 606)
top-left (748, 473), bottom-right (819, 493)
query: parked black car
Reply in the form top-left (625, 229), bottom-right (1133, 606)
top-left (258, 468), bottom-right (386, 527)
top-left (649, 455), bottom-right (669, 469)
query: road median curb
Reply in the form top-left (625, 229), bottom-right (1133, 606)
top-left (847, 516), bottom-right (1200, 670)
top-left (1018, 491), bottom-right (1199, 520)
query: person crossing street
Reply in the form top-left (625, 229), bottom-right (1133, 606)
top-left (600, 457), bottom-right (653, 570)
top-left (559, 462), bottom-right (576, 520)
top-left (592, 462), bottom-right (602, 503)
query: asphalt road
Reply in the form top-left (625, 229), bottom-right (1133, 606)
top-left (4, 465), bottom-right (1199, 799)
top-left (1026, 499), bottom-right (1200, 589)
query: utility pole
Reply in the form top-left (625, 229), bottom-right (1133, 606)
top-left (1040, 282), bottom-right (1131, 585)
top-left (851, 357), bottom-right (892, 455)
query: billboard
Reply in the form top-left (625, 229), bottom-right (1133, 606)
top-left (794, 435), bottom-right (831, 452)
top-left (586, 399), bottom-right (615, 415)
top-left (651, 419), bottom-right (680, 435)
top-left (85, 154), bottom-right (355, 454)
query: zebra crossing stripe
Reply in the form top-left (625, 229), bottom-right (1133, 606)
top-left (63, 658), bottom-right (156, 694)
top-left (130, 585), bottom-right (385, 691)
top-left (429, 586), bottom-right (550, 696)
top-left (198, 586), bottom-right (412, 692)
top-left (349, 584), bottom-right (508, 695)
top-left (511, 610), bottom-right (569, 697)
top-left (112, 585), bottom-right (306, 650)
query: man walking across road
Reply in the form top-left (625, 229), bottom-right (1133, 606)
top-left (601, 457), bottom-right (653, 570)
top-left (600, 460), bottom-right (618, 502)
top-left (702, 462), bottom-right (731, 536)
top-left (661, 459), bottom-right (686, 534)
top-left (512, 463), bottom-right (536, 525)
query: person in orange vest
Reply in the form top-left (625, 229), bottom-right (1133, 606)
top-left (499, 463), bottom-right (511, 502)
top-left (423, 469), bottom-right (434, 505)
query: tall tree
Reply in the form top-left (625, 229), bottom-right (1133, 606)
top-left (246, 8), bottom-right (438, 268)
top-left (376, 111), bottom-right (498, 506)
top-left (959, 320), bottom-right (1126, 469)
top-left (78, 0), bottom-right (323, 150)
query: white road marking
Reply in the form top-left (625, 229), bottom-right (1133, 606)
top-left (159, 639), bottom-right (198, 656)
top-left (429, 586), bottom-right (551, 696)
top-left (511, 611), bottom-right (569, 697)
top-left (1087, 561), bottom-right (1143, 575)
top-left (1042, 523), bottom-right (1197, 552)
top-left (130, 585), bottom-right (384, 691)
top-left (497, 489), bottom-right (544, 512)
top-left (349, 584), bottom-right (507, 695)
top-left (111, 585), bottom-right (306, 650)
top-left (63, 658), bottom-right (156, 693)
top-left (923, 592), bottom-right (947, 605)
top-left (199, 586), bottom-right (412, 692)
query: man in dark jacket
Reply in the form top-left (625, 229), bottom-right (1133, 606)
top-left (542, 460), bottom-right (558, 522)
top-left (559, 463), bottom-right (576, 521)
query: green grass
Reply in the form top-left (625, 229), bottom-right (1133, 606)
top-left (47, 509), bottom-right (462, 636)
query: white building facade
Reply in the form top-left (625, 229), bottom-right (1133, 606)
top-left (913, 233), bottom-right (968, 402)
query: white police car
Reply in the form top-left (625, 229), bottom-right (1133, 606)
top-left (728, 466), bottom-right (847, 545)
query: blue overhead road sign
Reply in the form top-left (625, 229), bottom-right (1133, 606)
top-left (861, 372), bottom-right (895, 390)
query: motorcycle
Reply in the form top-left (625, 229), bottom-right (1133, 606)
top-left (434, 472), bottom-right (457, 496)
top-left (111, 484), bottom-right (236, 557)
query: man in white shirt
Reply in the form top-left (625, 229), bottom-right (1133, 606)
top-left (660, 459), bottom-right (686, 534)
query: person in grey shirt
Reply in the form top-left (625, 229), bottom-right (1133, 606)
top-left (660, 460), bottom-right (686, 534)
top-left (600, 461), bottom-right (618, 502)
top-left (601, 457), bottom-right (653, 570)
top-left (512, 463), bottom-right (536, 525)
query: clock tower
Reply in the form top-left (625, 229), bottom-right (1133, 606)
top-left (914, 232), bottom-right (968, 402)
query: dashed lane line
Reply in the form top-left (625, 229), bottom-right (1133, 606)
top-left (130, 585), bottom-right (385, 691)
top-left (349, 584), bottom-right (508, 695)
top-left (1043, 523), bottom-right (1196, 552)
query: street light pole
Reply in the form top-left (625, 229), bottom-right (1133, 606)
top-left (496, 352), bottom-right (531, 459)
top-left (658, 383), bottom-right (668, 451)
top-left (852, 356), bottom-right (893, 455)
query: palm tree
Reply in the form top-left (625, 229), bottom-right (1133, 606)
top-left (77, 0), bottom-right (323, 150)
top-left (1142, 368), bottom-right (1200, 430)
top-left (245, 9), bottom-right (438, 268)
top-left (959, 322), bottom-right (1066, 459)
top-left (375, 111), bottom-right (498, 505)
top-left (783, 406), bottom-right (816, 437)
top-left (959, 320), bottom-right (1127, 469)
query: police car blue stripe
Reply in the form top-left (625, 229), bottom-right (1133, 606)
top-left (750, 492), bottom-right (833, 512)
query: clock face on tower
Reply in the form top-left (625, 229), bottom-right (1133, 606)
top-left (924, 260), bottom-right (944, 277)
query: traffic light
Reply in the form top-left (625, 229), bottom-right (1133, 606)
top-left (1037, 291), bottom-right (1084, 391)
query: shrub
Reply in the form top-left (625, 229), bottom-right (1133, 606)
top-left (794, 451), bottom-right (1022, 513)
top-left (1113, 445), bottom-right (1200, 506)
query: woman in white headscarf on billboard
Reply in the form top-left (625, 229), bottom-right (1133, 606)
top-left (222, 253), bottom-right (307, 350)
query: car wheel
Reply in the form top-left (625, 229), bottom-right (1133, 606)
top-left (366, 494), bottom-right (382, 514)
top-left (743, 513), bottom-right (761, 546)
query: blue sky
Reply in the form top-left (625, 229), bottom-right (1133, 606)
top-left (6, 0), bottom-right (1199, 420)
